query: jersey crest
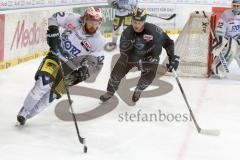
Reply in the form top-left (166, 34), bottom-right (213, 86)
top-left (143, 34), bottom-right (153, 41)
top-left (81, 40), bottom-right (92, 52)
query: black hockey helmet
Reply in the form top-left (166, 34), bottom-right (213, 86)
top-left (132, 8), bottom-right (147, 21)
top-left (232, 0), bottom-right (240, 5)
top-left (232, 0), bottom-right (240, 15)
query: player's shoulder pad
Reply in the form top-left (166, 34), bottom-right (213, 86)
top-left (66, 12), bottom-right (81, 19)
top-left (144, 22), bottom-right (164, 35)
top-left (93, 31), bottom-right (106, 46)
top-left (94, 30), bottom-right (104, 38)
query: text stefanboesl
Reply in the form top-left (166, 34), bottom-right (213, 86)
top-left (118, 109), bottom-right (192, 122)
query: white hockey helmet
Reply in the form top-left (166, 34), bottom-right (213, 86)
top-left (232, 0), bottom-right (240, 5)
top-left (84, 7), bottom-right (103, 23)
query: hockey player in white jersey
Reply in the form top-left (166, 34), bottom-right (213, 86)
top-left (17, 7), bottom-right (105, 125)
top-left (105, 0), bottom-right (138, 51)
top-left (212, 0), bottom-right (240, 78)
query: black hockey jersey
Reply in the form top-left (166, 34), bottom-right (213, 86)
top-left (120, 22), bottom-right (174, 62)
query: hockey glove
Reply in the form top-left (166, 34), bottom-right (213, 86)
top-left (47, 25), bottom-right (61, 52)
top-left (65, 66), bottom-right (90, 86)
top-left (87, 55), bottom-right (104, 73)
top-left (111, 0), bottom-right (119, 9)
top-left (77, 66), bottom-right (90, 81)
top-left (167, 55), bottom-right (180, 72)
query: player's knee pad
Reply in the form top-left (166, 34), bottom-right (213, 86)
top-left (35, 53), bottom-right (60, 82)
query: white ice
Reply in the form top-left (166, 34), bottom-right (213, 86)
top-left (1, 35), bottom-right (240, 160)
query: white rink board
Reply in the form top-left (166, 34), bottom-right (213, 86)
top-left (140, 4), bottom-right (212, 31)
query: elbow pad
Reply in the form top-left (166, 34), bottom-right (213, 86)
top-left (164, 39), bottom-right (174, 59)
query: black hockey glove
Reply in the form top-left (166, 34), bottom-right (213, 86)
top-left (47, 25), bottom-right (61, 52)
top-left (75, 66), bottom-right (90, 82)
top-left (111, 0), bottom-right (119, 9)
top-left (167, 55), bottom-right (180, 72)
top-left (65, 66), bottom-right (90, 86)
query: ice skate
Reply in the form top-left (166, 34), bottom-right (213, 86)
top-left (100, 92), bottom-right (114, 102)
top-left (132, 89), bottom-right (143, 103)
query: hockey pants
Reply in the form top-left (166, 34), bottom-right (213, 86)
top-left (106, 55), bottom-right (158, 94)
top-left (18, 76), bottom-right (53, 119)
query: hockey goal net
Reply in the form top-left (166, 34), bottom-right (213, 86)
top-left (164, 11), bottom-right (217, 77)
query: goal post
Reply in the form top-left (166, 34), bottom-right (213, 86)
top-left (163, 11), bottom-right (217, 77)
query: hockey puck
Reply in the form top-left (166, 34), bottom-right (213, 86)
top-left (104, 42), bottom-right (117, 52)
top-left (84, 146), bottom-right (87, 153)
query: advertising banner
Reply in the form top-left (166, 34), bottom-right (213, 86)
top-left (0, 0), bottom-right (106, 10)
top-left (74, 5), bottom-right (178, 36)
top-left (0, 0), bottom-right (71, 10)
top-left (0, 14), bottom-right (4, 62)
top-left (138, 0), bottom-right (232, 6)
top-left (140, 4), bottom-right (177, 33)
top-left (4, 8), bottom-right (72, 61)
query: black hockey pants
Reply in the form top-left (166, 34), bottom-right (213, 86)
top-left (106, 55), bottom-right (159, 94)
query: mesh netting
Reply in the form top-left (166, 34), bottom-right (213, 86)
top-left (164, 11), bottom-right (211, 77)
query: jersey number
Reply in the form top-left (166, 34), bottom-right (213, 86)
top-left (217, 22), bottom-right (224, 29)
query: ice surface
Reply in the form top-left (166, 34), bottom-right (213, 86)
top-left (1, 35), bottom-right (240, 160)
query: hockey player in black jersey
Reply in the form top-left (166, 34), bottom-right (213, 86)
top-left (100, 8), bottom-right (180, 103)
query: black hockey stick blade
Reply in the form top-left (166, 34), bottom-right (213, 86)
top-left (79, 137), bottom-right (87, 153)
top-left (84, 145), bottom-right (88, 153)
top-left (77, 127), bottom-right (87, 153)
top-left (199, 129), bottom-right (220, 136)
top-left (147, 13), bottom-right (176, 20)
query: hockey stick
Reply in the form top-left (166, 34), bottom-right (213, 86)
top-left (147, 13), bottom-right (176, 20)
top-left (172, 69), bottom-right (220, 136)
top-left (55, 53), bottom-right (88, 153)
top-left (218, 51), bottom-right (230, 73)
top-left (112, 4), bottom-right (176, 21)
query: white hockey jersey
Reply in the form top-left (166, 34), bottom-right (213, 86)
top-left (215, 9), bottom-right (240, 39)
top-left (48, 12), bottom-right (105, 68)
top-left (114, 0), bottom-right (138, 17)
